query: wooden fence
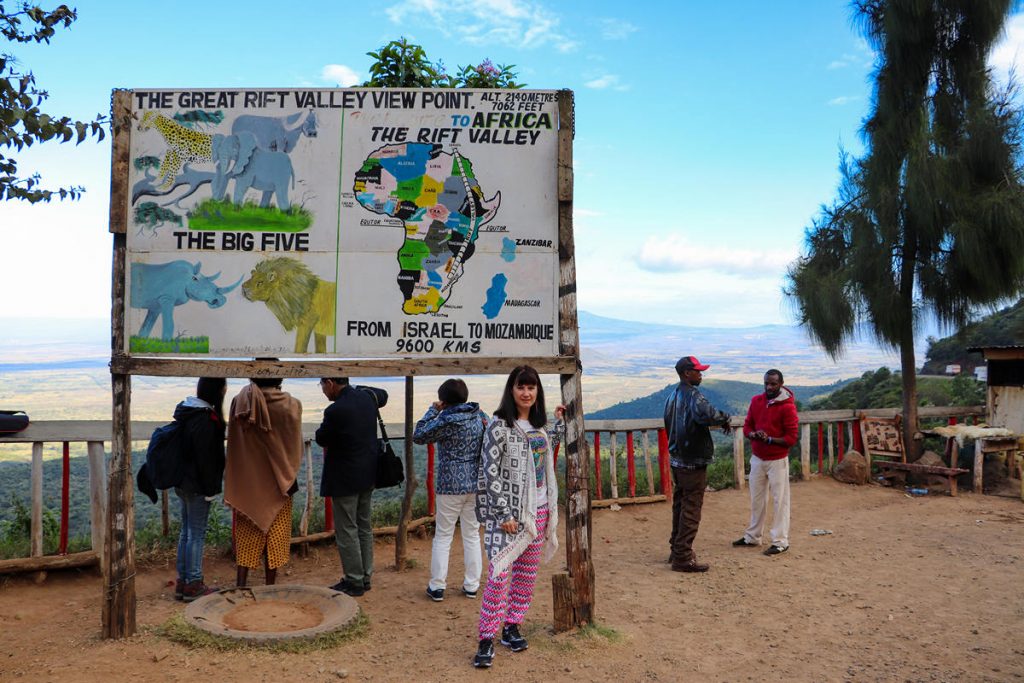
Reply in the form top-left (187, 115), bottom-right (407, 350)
top-left (0, 405), bottom-right (988, 573)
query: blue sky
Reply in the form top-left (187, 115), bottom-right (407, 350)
top-left (2, 0), bottom-right (1023, 327)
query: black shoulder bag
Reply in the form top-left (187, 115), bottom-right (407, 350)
top-left (374, 408), bottom-right (404, 489)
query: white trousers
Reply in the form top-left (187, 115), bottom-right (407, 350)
top-left (743, 455), bottom-right (791, 548)
top-left (429, 493), bottom-right (482, 592)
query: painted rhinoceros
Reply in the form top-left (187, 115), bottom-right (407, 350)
top-left (130, 260), bottom-right (242, 340)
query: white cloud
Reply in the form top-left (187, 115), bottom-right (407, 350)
top-left (598, 18), bottom-right (637, 40)
top-left (321, 64), bottom-right (361, 87)
top-left (991, 13), bottom-right (1024, 85)
top-left (634, 235), bottom-right (796, 278)
top-left (827, 39), bottom-right (875, 70)
top-left (384, 0), bottom-right (576, 52)
top-left (584, 74), bottom-right (629, 91)
top-left (827, 95), bottom-right (859, 106)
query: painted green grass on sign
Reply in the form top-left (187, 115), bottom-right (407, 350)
top-left (188, 199), bottom-right (312, 232)
top-left (129, 336), bottom-right (209, 354)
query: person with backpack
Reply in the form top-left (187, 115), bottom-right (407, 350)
top-left (172, 377), bottom-right (227, 601)
top-left (413, 378), bottom-right (488, 603)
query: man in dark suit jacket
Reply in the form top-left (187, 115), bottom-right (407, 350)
top-left (316, 377), bottom-right (387, 597)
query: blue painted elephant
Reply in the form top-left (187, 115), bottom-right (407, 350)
top-left (211, 131), bottom-right (294, 210)
top-left (231, 110), bottom-right (317, 153)
top-left (130, 260), bottom-right (242, 340)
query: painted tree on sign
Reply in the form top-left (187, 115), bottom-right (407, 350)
top-left (787, 0), bottom-right (1024, 460)
top-left (1, 3), bottom-right (107, 202)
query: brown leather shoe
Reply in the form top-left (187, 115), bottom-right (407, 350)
top-left (671, 560), bottom-right (709, 573)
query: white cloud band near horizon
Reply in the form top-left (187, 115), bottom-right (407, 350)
top-left (635, 235), bottom-right (796, 278)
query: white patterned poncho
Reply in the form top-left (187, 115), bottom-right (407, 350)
top-left (475, 418), bottom-right (563, 576)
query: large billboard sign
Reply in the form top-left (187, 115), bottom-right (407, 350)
top-left (123, 88), bottom-right (561, 359)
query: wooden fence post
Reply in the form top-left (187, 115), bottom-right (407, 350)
top-left (826, 423), bottom-right (835, 472)
top-left (31, 442), bottom-right (43, 558)
top-left (732, 428), bottom-right (745, 490)
top-left (609, 432), bottom-right (619, 499)
top-left (974, 439), bottom-right (984, 493)
top-left (87, 441), bottom-right (107, 558)
top-left (642, 430), bottom-right (655, 496)
top-left (800, 424), bottom-right (811, 479)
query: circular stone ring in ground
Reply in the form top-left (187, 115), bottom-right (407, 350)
top-left (184, 585), bottom-right (360, 643)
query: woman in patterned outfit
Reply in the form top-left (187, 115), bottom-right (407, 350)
top-left (413, 379), bottom-right (488, 602)
top-left (473, 366), bottom-right (564, 669)
top-left (224, 377), bottom-right (302, 588)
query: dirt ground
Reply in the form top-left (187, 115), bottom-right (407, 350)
top-left (1, 478), bottom-right (1022, 683)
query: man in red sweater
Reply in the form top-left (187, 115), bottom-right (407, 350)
top-left (734, 369), bottom-right (799, 556)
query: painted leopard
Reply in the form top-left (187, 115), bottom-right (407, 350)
top-left (138, 111), bottom-right (214, 189)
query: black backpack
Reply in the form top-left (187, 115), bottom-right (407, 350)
top-left (0, 410), bottom-right (29, 434)
top-left (136, 420), bottom-right (188, 503)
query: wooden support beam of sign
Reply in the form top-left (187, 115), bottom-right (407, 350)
top-left (104, 90), bottom-right (136, 640)
top-left (553, 88), bottom-right (594, 633)
top-left (108, 90), bottom-right (132, 235)
top-left (109, 355), bottom-right (578, 378)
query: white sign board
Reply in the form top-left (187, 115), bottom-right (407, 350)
top-left (123, 88), bottom-right (561, 358)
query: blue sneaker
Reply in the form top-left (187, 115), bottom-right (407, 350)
top-left (426, 586), bottom-right (445, 602)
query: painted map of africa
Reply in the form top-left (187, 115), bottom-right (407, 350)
top-left (354, 143), bottom-right (501, 314)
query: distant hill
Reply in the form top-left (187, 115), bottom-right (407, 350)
top-left (922, 299), bottom-right (1024, 374)
top-left (588, 377), bottom-right (850, 420)
top-left (807, 367), bottom-right (985, 410)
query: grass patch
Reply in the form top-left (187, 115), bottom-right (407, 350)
top-left (157, 609), bottom-right (368, 653)
top-left (129, 336), bottom-right (209, 354)
top-left (188, 198), bottom-right (312, 232)
top-left (574, 621), bottom-right (625, 644)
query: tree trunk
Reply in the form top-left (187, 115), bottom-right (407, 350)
top-left (898, 243), bottom-right (921, 462)
top-left (899, 338), bottom-right (921, 462)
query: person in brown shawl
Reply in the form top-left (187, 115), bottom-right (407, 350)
top-left (225, 377), bottom-right (303, 587)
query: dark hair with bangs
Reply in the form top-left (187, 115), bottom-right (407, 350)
top-left (494, 365), bottom-right (546, 428)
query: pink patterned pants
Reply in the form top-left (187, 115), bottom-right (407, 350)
top-left (478, 506), bottom-right (549, 640)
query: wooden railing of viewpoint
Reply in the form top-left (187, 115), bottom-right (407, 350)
top-left (0, 405), bottom-right (987, 574)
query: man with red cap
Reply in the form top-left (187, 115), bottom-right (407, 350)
top-left (663, 355), bottom-right (732, 572)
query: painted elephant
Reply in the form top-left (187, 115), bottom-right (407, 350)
top-left (231, 110), bottom-right (317, 153)
top-left (130, 260), bottom-right (242, 340)
top-left (211, 131), bottom-right (294, 210)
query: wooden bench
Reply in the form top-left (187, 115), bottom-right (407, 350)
top-left (875, 461), bottom-right (970, 496)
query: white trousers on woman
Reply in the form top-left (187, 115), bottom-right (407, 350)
top-left (743, 455), bottom-right (791, 548)
top-left (429, 493), bottom-right (482, 592)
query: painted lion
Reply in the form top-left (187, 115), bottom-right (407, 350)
top-left (242, 257), bottom-right (336, 353)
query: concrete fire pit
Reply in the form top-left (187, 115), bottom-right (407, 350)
top-left (184, 585), bottom-right (360, 643)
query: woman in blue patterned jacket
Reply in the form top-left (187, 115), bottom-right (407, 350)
top-left (413, 378), bottom-right (488, 603)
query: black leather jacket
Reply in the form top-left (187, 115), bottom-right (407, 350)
top-left (663, 382), bottom-right (730, 468)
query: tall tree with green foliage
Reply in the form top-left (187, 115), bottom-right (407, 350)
top-left (362, 37), bottom-right (523, 88)
top-left (1, 3), bottom-right (107, 202)
top-left (787, 0), bottom-right (1024, 459)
